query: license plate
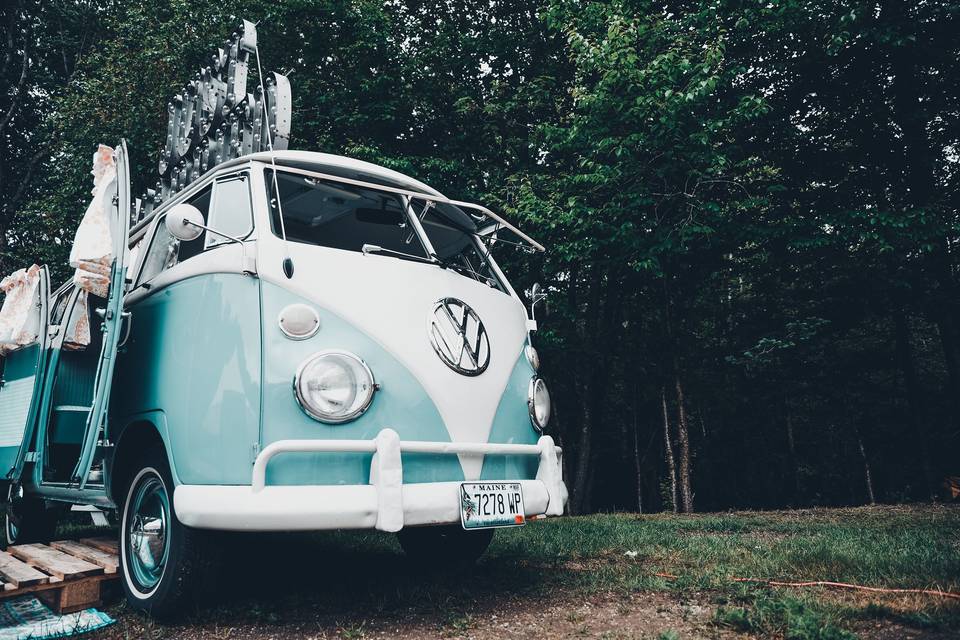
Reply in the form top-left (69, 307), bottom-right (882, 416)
top-left (459, 482), bottom-right (525, 530)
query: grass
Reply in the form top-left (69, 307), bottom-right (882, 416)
top-left (491, 504), bottom-right (960, 637)
top-left (71, 504), bottom-right (959, 638)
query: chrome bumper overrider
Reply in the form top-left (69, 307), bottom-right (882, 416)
top-left (173, 428), bottom-right (568, 532)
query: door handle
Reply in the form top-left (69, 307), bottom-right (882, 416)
top-left (118, 311), bottom-right (133, 348)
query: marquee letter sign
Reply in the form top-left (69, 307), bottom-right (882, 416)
top-left (139, 20), bottom-right (291, 220)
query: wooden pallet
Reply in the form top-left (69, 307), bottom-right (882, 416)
top-left (0, 537), bottom-right (119, 614)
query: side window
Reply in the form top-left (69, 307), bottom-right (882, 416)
top-left (136, 186), bottom-right (211, 286)
top-left (177, 188), bottom-right (211, 262)
top-left (206, 175), bottom-right (253, 249)
top-left (49, 287), bottom-right (73, 327)
top-left (134, 174), bottom-right (253, 287)
top-left (136, 220), bottom-right (179, 286)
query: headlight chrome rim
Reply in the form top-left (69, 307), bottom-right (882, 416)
top-left (524, 344), bottom-right (540, 371)
top-left (528, 377), bottom-right (551, 432)
top-left (293, 350), bottom-right (376, 424)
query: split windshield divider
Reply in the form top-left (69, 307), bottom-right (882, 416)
top-left (401, 194), bottom-right (440, 261)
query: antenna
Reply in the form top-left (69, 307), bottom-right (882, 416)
top-left (253, 35), bottom-right (294, 278)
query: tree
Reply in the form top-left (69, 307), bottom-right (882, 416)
top-left (2, 0), bottom-right (958, 513)
top-left (0, 0), bottom-right (103, 274)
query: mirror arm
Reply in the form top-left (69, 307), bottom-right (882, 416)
top-left (182, 219), bottom-right (243, 245)
top-left (180, 219), bottom-right (257, 276)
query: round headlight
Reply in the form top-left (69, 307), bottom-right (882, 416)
top-left (294, 351), bottom-right (376, 423)
top-left (525, 344), bottom-right (540, 371)
top-left (528, 377), bottom-right (551, 432)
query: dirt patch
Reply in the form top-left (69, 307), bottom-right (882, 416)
top-left (96, 591), bottom-right (752, 639)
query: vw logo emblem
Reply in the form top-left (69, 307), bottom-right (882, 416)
top-left (428, 298), bottom-right (490, 376)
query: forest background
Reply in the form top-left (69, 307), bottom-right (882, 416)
top-left (2, 0), bottom-right (958, 514)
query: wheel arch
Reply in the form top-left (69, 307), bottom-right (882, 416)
top-left (108, 413), bottom-right (177, 507)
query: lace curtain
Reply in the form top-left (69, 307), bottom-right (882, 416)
top-left (62, 144), bottom-right (118, 350)
top-left (0, 265), bottom-right (42, 356)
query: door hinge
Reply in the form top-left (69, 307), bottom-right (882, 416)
top-left (242, 254), bottom-right (257, 276)
top-left (250, 442), bottom-right (261, 464)
top-left (24, 452), bottom-right (38, 463)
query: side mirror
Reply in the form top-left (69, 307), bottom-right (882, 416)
top-left (526, 282), bottom-right (548, 330)
top-left (165, 204), bottom-right (204, 242)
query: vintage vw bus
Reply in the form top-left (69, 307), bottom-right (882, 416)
top-left (0, 141), bottom-right (567, 616)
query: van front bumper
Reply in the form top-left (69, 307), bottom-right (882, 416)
top-left (172, 428), bottom-right (567, 532)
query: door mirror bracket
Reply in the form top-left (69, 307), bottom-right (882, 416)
top-left (526, 282), bottom-right (548, 331)
top-left (166, 203), bottom-right (244, 246)
top-left (164, 203), bottom-right (256, 277)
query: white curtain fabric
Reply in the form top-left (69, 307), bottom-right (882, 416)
top-left (0, 264), bottom-right (42, 355)
top-left (62, 290), bottom-right (91, 352)
top-left (60, 144), bottom-right (117, 350)
top-left (69, 144), bottom-right (115, 299)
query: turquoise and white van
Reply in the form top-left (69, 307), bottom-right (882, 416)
top-left (0, 142), bottom-right (566, 616)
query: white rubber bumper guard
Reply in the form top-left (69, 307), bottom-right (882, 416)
top-left (173, 428), bottom-right (568, 532)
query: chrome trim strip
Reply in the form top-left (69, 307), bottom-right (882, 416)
top-left (528, 377), bottom-right (549, 433)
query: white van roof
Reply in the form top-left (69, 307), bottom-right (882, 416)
top-left (134, 151), bottom-right (544, 251)
top-left (221, 150), bottom-right (447, 199)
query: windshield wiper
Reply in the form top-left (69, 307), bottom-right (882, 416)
top-left (430, 252), bottom-right (492, 283)
top-left (361, 244), bottom-right (489, 283)
top-left (361, 244), bottom-right (438, 265)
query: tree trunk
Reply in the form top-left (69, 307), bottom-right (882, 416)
top-left (893, 311), bottom-right (935, 499)
top-left (674, 375), bottom-right (694, 513)
top-left (661, 387), bottom-right (678, 513)
top-left (570, 382), bottom-right (593, 515)
top-left (569, 267), bottom-right (621, 514)
top-left (855, 425), bottom-right (876, 505)
top-left (632, 381), bottom-right (643, 513)
top-left (936, 317), bottom-right (960, 429)
top-left (784, 402), bottom-right (801, 505)
top-left (568, 268), bottom-right (601, 515)
top-left (633, 426), bottom-right (643, 514)
top-left (0, 224), bottom-right (6, 274)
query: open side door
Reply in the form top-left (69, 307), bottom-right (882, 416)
top-left (0, 267), bottom-right (50, 482)
top-left (73, 140), bottom-right (132, 487)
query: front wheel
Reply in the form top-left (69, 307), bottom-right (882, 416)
top-left (120, 450), bottom-right (214, 620)
top-left (396, 525), bottom-right (494, 566)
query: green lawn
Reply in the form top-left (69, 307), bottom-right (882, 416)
top-left (83, 504), bottom-right (960, 639)
top-left (490, 505), bottom-right (960, 638)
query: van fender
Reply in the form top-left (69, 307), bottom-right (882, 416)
top-left (108, 411), bottom-right (179, 505)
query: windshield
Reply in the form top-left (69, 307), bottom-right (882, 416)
top-left (267, 170), bottom-right (430, 258)
top-left (266, 169), bottom-right (505, 290)
top-left (413, 202), bottom-right (503, 289)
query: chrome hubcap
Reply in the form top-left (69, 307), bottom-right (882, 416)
top-left (126, 474), bottom-right (169, 591)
